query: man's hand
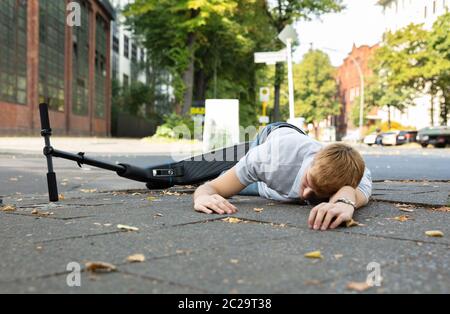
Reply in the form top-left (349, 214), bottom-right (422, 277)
top-left (308, 202), bottom-right (354, 231)
top-left (194, 194), bottom-right (238, 215)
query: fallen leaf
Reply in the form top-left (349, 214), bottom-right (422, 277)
top-left (304, 251), bottom-right (323, 259)
top-left (253, 207), bottom-right (264, 213)
top-left (304, 280), bottom-right (321, 286)
top-left (132, 192), bottom-right (141, 196)
top-left (31, 209), bottom-right (53, 217)
top-left (80, 189), bottom-right (97, 193)
top-left (126, 254), bottom-right (145, 263)
top-left (430, 206), bottom-right (450, 213)
top-left (9, 177), bottom-right (18, 181)
top-left (390, 215), bottom-right (413, 222)
top-left (1, 205), bottom-right (16, 212)
top-left (222, 217), bottom-right (242, 224)
top-left (153, 213), bottom-right (163, 218)
top-left (85, 261), bottom-right (117, 273)
top-left (147, 196), bottom-right (158, 201)
top-left (58, 194), bottom-right (65, 200)
top-left (346, 219), bottom-right (364, 228)
top-left (230, 259), bottom-right (239, 264)
top-left (334, 254), bottom-right (344, 260)
top-left (347, 281), bottom-right (371, 292)
top-left (425, 230), bottom-right (444, 237)
top-left (117, 224), bottom-right (139, 232)
top-left (395, 203), bottom-right (415, 212)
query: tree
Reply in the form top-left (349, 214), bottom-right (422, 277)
top-left (125, 0), bottom-right (238, 115)
top-left (426, 12), bottom-right (450, 125)
top-left (368, 23), bottom-right (428, 128)
top-left (370, 14), bottom-right (450, 127)
top-left (294, 49), bottom-right (340, 137)
top-left (263, 0), bottom-right (344, 121)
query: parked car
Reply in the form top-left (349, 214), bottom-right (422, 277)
top-left (363, 133), bottom-right (378, 146)
top-left (380, 131), bottom-right (400, 146)
top-left (363, 132), bottom-right (382, 146)
top-left (396, 130), bottom-right (418, 145)
top-left (417, 126), bottom-right (450, 148)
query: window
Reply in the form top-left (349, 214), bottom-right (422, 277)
top-left (433, 1), bottom-right (437, 14)
top-left (131, 43), bottom-right (137, 62)
top-left (123, 35), bottom-right (129, 59)
top-left (95, 15), bottom-right (107, 119)
top-left (39, 0), bottom-right (66, 112)
top-left (0, 0), bottom-right (27, 104)
top-left (72, 0), bottom-right (89, 116)
top-left (424, 6), bottom-right (427, 18)
top-left (112, 35), bottom-right (119, 54)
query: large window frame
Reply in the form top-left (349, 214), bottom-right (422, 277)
top-left (39, 0), bottom-right (66, 112)
top-left (72, 0), bottom-right (90, 116)
top-left (0, 0), bottom-right (27, 105)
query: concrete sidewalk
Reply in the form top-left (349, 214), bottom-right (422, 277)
top-left (1, 181), bottom-right (449, 293)
top-left (0, 137), bottom-right (203, 156)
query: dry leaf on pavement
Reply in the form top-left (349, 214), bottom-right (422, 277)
top-left (85, 261), bottom-right (117, 273)
top-left (117, 224), bottom-right (139, 232)
top-left (126, 254), bottom-right (145, 263)
top-left (1, 205), bottom-right (16, 212)
top-left (430, 207), bottom-right (450, 212)
top-left (346, 219), bottom-right (364, 228)
top-left (395, 203), bottom-right (415, 212)
top-left (58, 194), bottom-right (65, 200)
top-left (347, 281), bottom-right (371, 292)
top-left (304, 251), bottom-right (323, 259)
top-left (80, 189), bottom-right (97, 193)
top-left (222, 217), bottom-right (242, 224)
top-left (31, 209), bottom-right (53, 217)
top-left (390, 215), bottom-right (413, 222)
top-left (425, 230), bottom-right (444, 237)
top-left (253, 207), bottom-right (264, 213)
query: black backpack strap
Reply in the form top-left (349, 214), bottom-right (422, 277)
top-left (256, 122), bottom-right (307, 144)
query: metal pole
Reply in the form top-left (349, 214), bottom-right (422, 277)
top-left (286, 38), bottom-right (295, 121)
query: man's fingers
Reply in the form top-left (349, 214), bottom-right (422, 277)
top-left (330, 215), bottom-right (345, 229)
top-left (207, 203), bottom-right (225, 214)
top-left (194, 204), bottom-right (212, 214)
top-left (308, 204), bottom-right (323, 228)
top-left (313, 205), bottom-right (329, 230)
top-left (214, 196), bottom-right (238, 212)
top-left (216, 201), bottom-right (234, 214)
top-left (321, 211), bottom-right (337, 231)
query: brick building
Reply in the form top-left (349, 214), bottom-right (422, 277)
top-left (335, 44), bottom-right (379, 139)
top-left (0, 0), bottom-right (114, 136)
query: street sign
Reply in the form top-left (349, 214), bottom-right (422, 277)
top-left (203, 99), bottom-right (240, 152)
top-left (259, 116), bottom-right (269, 124)
top-left (254, 49), bottom-right (287, 65)
top-left (259, 87), bottom-right (270, 102)
top-left (278, 25), bottom-right (298, 45)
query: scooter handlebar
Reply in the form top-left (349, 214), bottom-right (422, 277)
top-left (39, 103), bottom-right (51, 131)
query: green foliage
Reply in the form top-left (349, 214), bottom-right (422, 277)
top-left (294, 49), bottom-right (340, 126)
top-left (370, 12), bottom-right (450, 125)
top-left (154, 113), bottom-right (195, 139)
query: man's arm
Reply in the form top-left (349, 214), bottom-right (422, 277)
top-left (308, 186), bottom-right (369, 231)
top-left (193, 166), bottom-right (246, 215)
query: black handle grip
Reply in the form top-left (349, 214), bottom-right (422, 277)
top-left (47, 172), bottom-right (59, 202)
top-left (39, 103), bottom-right (50, 130)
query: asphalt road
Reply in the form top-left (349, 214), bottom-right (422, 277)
top-left (1, 146), bottom-right (450, 197)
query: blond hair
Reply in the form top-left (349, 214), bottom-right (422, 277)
top-left (309, 143), bottom-right (365, 197)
